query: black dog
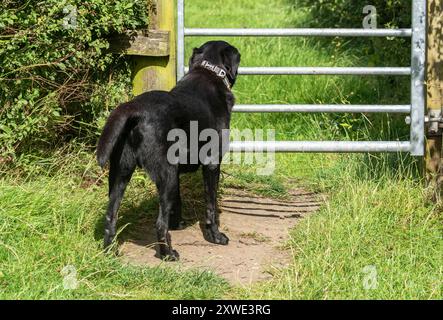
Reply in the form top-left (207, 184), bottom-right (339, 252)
top-left (97, 41), bottom-right (241, 260)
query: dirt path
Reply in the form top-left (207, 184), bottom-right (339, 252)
top-left (120, 188), bottom-right (322, 285)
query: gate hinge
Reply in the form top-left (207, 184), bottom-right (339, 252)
top-left (405, 108), bottom-right (443, 136)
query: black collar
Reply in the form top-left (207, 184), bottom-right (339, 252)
top-left (200, 60), bottom-right (232, 90)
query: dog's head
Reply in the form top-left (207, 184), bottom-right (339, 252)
top-left (189, 41), bottom-right (241, 87)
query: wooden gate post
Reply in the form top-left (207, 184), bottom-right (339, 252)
top-left (132, 0), bottom-right (176, 94)
top-left (425, 0), bottom-right (443, 200)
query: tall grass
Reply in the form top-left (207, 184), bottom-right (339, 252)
top-left (186, 0), bottom-right (411, 144)
top-left (0, 173), bottom-right (228, 299)
top-left (186, 0), bottom-right (442, 299)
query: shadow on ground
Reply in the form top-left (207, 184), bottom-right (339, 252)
top-left (94, 171), bottom-right (206, 254)
top-left (94, 169), bottom-right (323, 284)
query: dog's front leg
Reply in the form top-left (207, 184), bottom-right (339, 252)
top-left (202, 164), bottom-right (229, 245)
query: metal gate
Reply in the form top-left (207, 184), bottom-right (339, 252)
top-left (176, 0), bottom-right (426, 156)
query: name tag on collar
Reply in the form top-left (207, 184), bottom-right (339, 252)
top-left (201, 61), bottom-right (227, 78)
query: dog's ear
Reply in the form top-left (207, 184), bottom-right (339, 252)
top-left (221, 46), bottom-right (241, 86)
top-left (189, 47), bottom-right (204, 69)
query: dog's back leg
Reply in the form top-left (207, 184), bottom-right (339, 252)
top-left (103, 146), bottom-right (135, 249)
top-left (153, 165), bottom-right (180, 261)
top-left (168, 176), bottom-right (184, 230)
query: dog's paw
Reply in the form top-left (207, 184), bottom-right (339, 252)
top-left (215, 232), bottom-right (229, 245)
top-left (204, 230), bottom-right (229, 245)
top-left (103, 232), bottom-right (115, 250)
top-left (162, 249), bottom-right (180, 262)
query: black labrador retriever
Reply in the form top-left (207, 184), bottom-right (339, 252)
top-left (97, 41), bottom-right (241, 260)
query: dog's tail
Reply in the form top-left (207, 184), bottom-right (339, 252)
top-left (96, 103), bottom-right (139, 168)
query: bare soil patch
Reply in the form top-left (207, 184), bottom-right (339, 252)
top-left (119, 187), bottom-right (322, 285)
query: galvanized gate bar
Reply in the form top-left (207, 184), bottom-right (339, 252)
top-left (409, 0), bottom-right (427, 156)
top-left (185, 28), bottom-right (412, 37)
top-left (233, 104), bottom-right (411, 113)
top-left (177, 0), bottom-right (185, 80)
top-left (184, 66), bottom-right (412, 75)
top-left (229, 141), bottom-right (411, 153)
top-left (177, 0), bottom-right (427, 155)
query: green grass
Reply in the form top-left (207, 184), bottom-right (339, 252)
top-left (234, 161), bottom-right (443, 299)
top-left (0, 171), bottom-right (228, 299)
top-left (1, 0), bottom-right (442, 299)
top-left (186, 0), bottom-right (410, 142)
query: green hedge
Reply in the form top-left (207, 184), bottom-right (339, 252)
top-left (297, 0), bottom-right (411, 28)
top-left (294, 0), bottom-right (412, 66)
top-left (0, 0), bottom-right (149, 159)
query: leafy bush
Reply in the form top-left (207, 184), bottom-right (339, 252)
top-left (294, 0), bottom-right (412, 66)
top-left (0, 0), bottom-right (149, 160)
top-left (296, 0), bottom-right (411, 27)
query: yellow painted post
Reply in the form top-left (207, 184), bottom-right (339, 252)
top-left (133, 0), bottom-right (176, 94)
top-left (425, 0), bottom-right (443, 200)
